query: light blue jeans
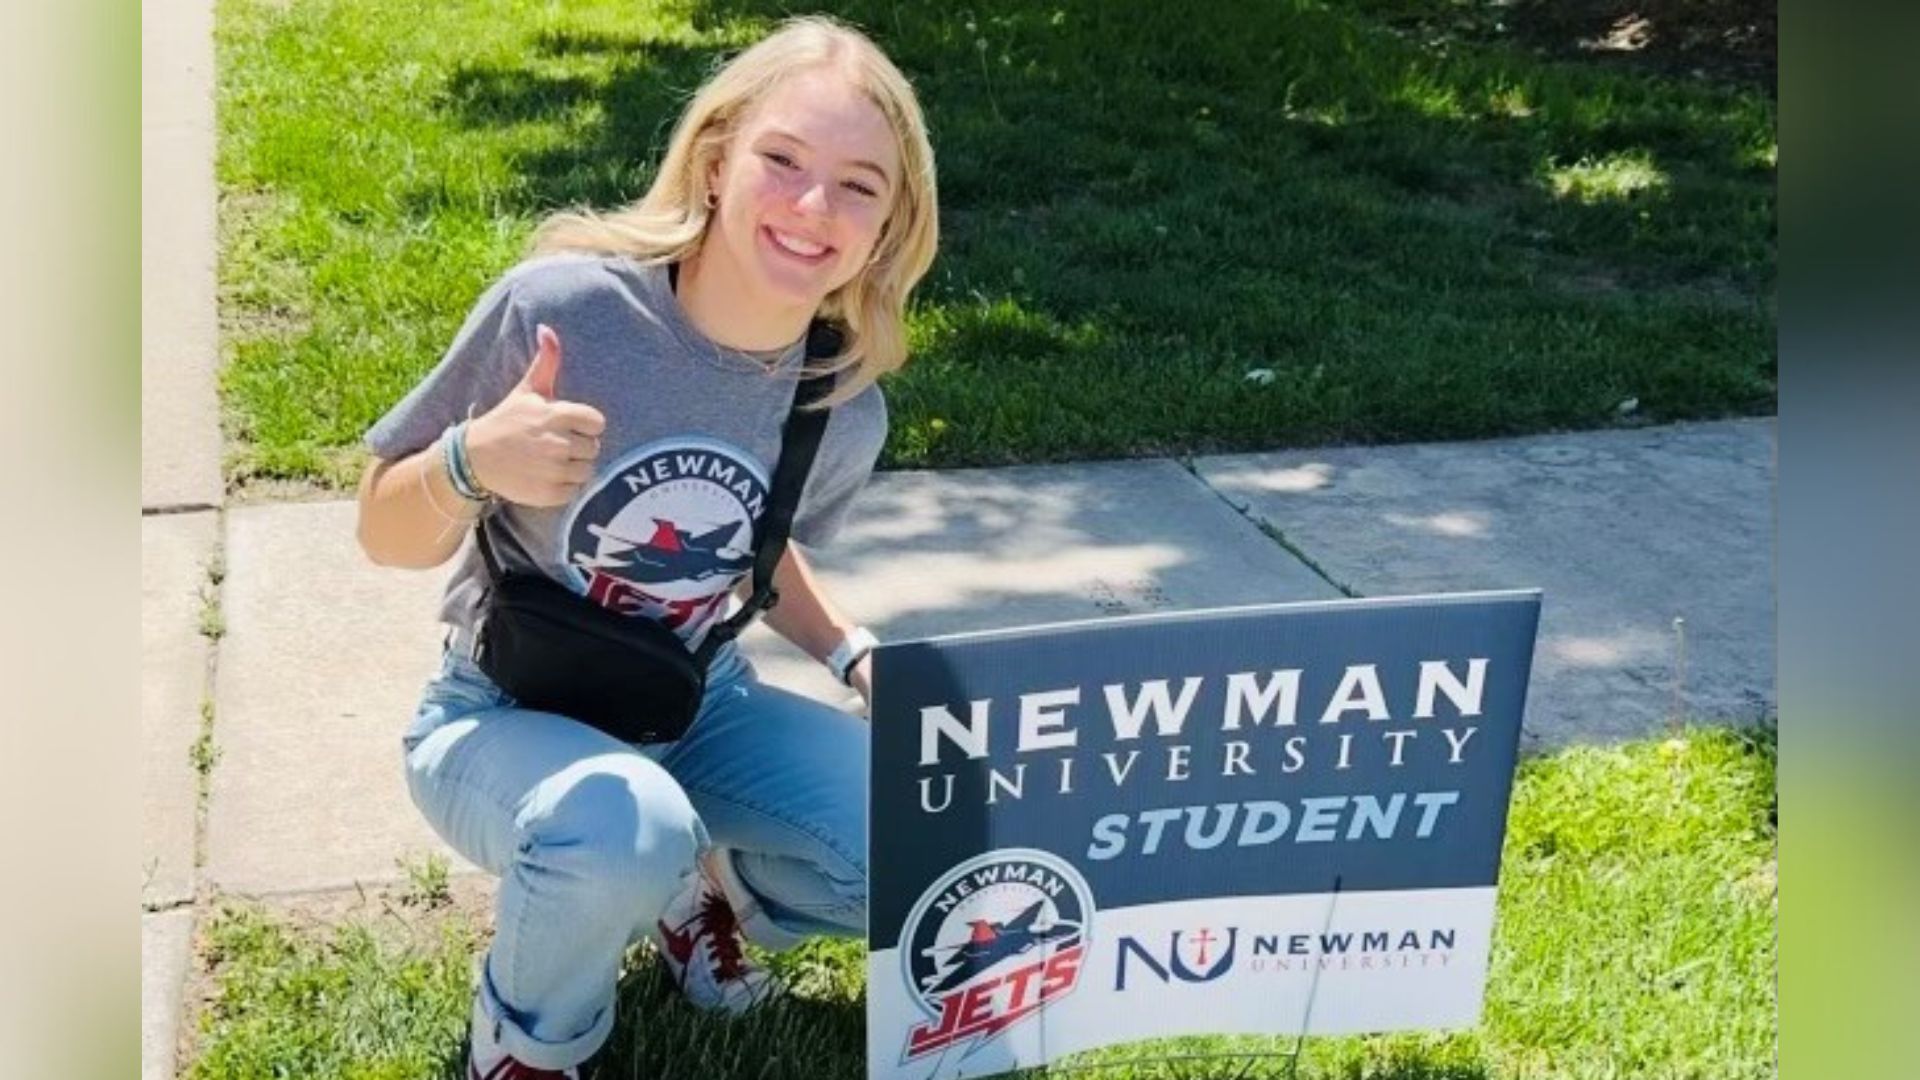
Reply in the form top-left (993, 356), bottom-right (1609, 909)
top-left (401, 635), bottom-right (868, 1069)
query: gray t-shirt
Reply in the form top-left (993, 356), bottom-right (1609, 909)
top-left (365, 252), bottom-right (887, 648)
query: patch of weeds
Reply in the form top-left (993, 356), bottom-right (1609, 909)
top-left (765, 936), bottom-right (866, 1002)
top-left (1543, 150), bottom-right (1672, 204)
top-left (190, 697), bottom-right (222, 799)
top-left (186, 900), bottom-right (479, 1080)
top-left (197, 583), bottom-right (226, 641)
top-left (398, 852), bottom-right (454, 910)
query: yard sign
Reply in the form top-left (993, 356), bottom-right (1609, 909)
top-left (866, 590), bottom-right (1542, 1080)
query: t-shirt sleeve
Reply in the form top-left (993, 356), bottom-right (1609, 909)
top-left (791, 385), bottom-right (888, 549)
top-left (363, 274), bottom-right (534, 461)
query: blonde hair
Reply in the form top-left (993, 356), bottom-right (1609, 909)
top-left (529, 15), bottom-right (939, 406)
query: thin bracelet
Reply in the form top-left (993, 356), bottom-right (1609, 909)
top-left (418, 444), bottom-right (479, 541)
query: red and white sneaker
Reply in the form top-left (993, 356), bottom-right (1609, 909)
top-left (650, 860), bottom-right (779, 1013)
top-left (466, 990), bottom-right (584, 1080)
top-left (468, 1055), bottom-right (578, 1080)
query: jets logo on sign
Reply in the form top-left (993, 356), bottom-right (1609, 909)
top-left (560, 438), bottom-right (769, 642)
top-left (898, 849), bottom-right (1094, 1062)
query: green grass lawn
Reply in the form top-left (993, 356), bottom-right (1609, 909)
top-left (216, 0), bottom-right (1773, 492)
top-left (182, 726), bottom-right (1775, 1079)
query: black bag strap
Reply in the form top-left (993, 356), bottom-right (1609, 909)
top-left (471, 318), bottom-right (844, 665)
top-left (694, 320), bottom-right (841, 666)
top-left (474, 503), bottom-right (507, 581)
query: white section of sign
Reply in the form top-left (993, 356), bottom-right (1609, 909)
top-left (868, 886), bottom-right (1497, 1080)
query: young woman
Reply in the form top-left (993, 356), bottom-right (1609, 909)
top-left (355, 17), bottom-right (938, 1078)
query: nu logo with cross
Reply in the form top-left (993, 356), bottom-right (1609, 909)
top-left (1113, 927), bottom-right (1241, 990)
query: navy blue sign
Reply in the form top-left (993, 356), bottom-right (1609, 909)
top-left (866, 591), bottom-right (1541, 1080)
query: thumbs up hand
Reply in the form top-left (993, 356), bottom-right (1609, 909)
top-left (520, 323), bottom-right (566, 400)
top-left (464, 324), bottom-right (608, 508)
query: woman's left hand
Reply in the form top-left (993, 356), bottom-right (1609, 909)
top-left (848, 654), bottom-right (874, 714)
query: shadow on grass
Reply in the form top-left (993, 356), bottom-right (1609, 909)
top-left (594, 952), bottom-right (866, 1080)
top-left (1012, 1047), bottom-right (1494, 1079)
top-left (422, 0), bottom-right (1773, 294)
top-left (1732, 713), bottom-right (1778, 831)
top-left (391, 0), bottom-right (1772, 468)
top-left (212, 0), bottom-right (1780, 475)
top-left (416, 0), bottom-right (1769, 457)
top-left (425, 33), bottom-right (725, 215)
top-left (583, 941), bottom-right (1501, 1080)
top-left (1349, 0), bottom-right (1776, 94)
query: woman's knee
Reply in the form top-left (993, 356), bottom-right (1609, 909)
top-left (517, 754), bottom-right (705, 916)
top-left (822, 846), bottom-right (868, 914)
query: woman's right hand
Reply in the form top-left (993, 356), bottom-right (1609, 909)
top-left (465, 324), bottom-right (607, 507)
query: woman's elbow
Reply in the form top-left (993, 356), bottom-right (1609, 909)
top-left (355, 516), bottom-right (398, 567)
top-left (354, 460), bottom-right (411, 568)
top-left (355, 508), bottom-right (403, 568)
top-left (357, 519), bottom-right (442, 570)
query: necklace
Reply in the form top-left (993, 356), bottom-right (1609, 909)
top-left (666, 260), bottom-right (802, 378)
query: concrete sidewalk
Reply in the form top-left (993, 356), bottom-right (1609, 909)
top-left (181, 419), bottom-right (1772, 903)
top-left (1195, 418), bottom-right (1774, 747)
top-left (141, 0), bottom-right (218, 1073)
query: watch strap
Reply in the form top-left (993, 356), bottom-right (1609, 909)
top-left (828, 626), bottom-right (879, 684)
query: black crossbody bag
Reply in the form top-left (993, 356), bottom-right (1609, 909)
top-left (470, 321), bottom-right (841, 745)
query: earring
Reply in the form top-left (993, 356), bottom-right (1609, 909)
top-left (704, 191), bottom-right (718, 210)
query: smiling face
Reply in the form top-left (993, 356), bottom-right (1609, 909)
top-left (702, 66), bottom-right (903, 313)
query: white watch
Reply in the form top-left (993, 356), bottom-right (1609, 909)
top-left (827, 626), bottom-right (879, 685)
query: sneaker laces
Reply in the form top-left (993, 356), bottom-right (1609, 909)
top-left (695, 888), bottom-right (750, 982)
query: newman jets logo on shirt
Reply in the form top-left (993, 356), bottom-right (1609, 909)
top-left (560, 437), bottom-right (770, 643)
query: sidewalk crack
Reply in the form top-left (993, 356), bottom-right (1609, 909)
top-left (191, 512), bottom-right (228, 884)
top-left (1173, 456), bottom-right (1362, 599)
